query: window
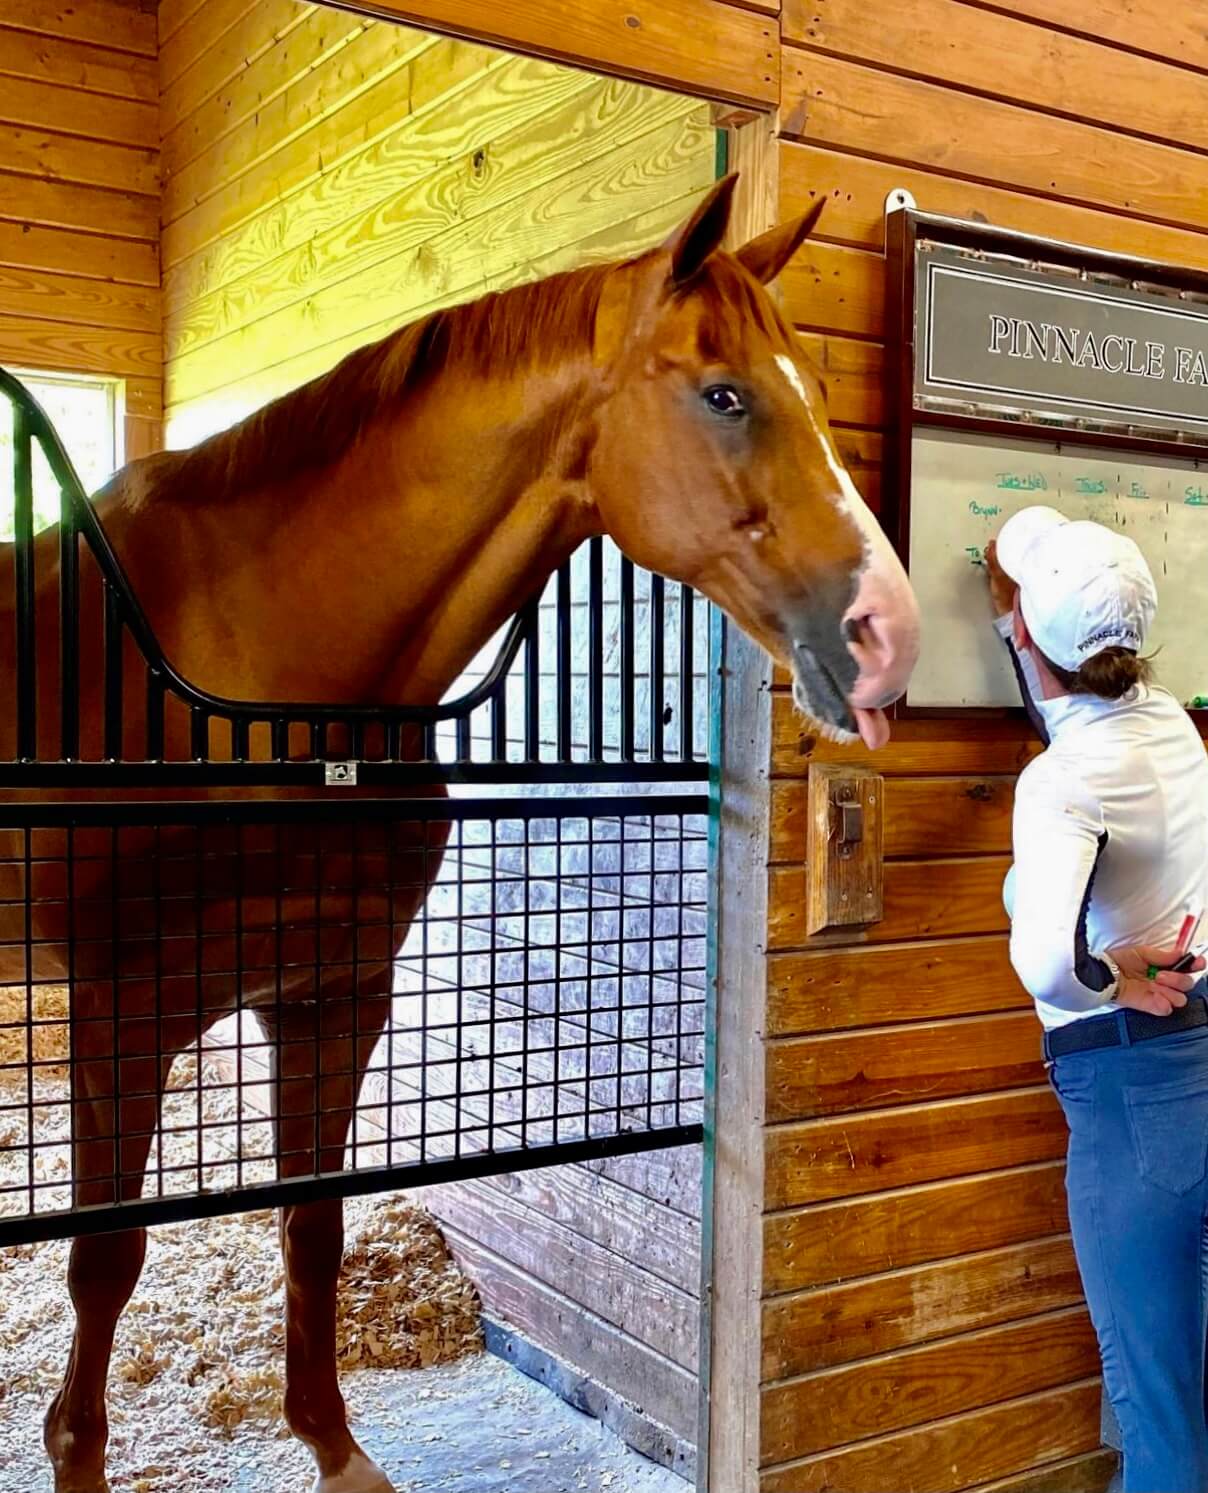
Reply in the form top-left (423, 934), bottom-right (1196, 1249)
top-left (0, 371), bottom-right (122, 540)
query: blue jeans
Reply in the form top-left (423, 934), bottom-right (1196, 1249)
top-left (1052, 1018), bottom-right (1208, 1493)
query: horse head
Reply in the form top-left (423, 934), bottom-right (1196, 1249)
top-left (586, 175), bottom-right (919, 749)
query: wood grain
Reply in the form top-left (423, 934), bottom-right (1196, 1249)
top-left (758, 1380), bottom-right (1102, 1493)
top-left (767, 936), bottom-right (1028, 1037)
top-left (784, 0), bottom-right (1208, 152)
top-left (768, 855), bottom-right (1011, 951)
top-left (5, 0), bottom-right (157, 56)
top-left (766, 1010), bottom-right (1043, 1121)
top-left (0, 73), bottom-right (156, 151)
top-left (804, 764), bottom-right (883, 936)
top-left (771, 775), bottom-right (1017, 862)
top-left (765, 1087), bottom-right (1067, 1209)
top-left (0, 220), bottom-right (158, 286)
top-left (0, 22), bottom-right (157, 101)
top-left (781, 50), bottom-right (1208, 237)
top-left (0, 123), bottom-right (158, 198)
top-left (0, 265), bottom-right (159, 334)
top-left (311, 0), bottom-right (779, 108)
top-left (965, 1447), bottom-right (1118, 1493)
top-left (761, 1308), bottom-right (1097, 1461)
top-left (762, 1235), bottom-right (1081, 1379)
top-left (441, 1223), bottom-right (700, 1439)
top-left (956, 0), bottom-right (1208, 77)
top-left (781, 138), bottom-right (1208, 275)
top-left (771, 693), bottom-right (1040, 777)
top-left (0, 171), bottom-right (158, 243)
top-left (419, 1178), bottom-right (701, 1369)
top-left (0, 316), bottom-right (160, 378)
top-left (763, 1161), bottom-right (1069, 1293)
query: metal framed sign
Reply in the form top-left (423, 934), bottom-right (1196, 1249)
top-left (883, 206), bottom-right (1208, 717)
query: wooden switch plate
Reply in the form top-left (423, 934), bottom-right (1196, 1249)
top-left (805, 763), bottom-right (884, 936)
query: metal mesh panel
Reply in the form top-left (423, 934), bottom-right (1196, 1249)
top-left (0, 797), bottom-right (707, 1245)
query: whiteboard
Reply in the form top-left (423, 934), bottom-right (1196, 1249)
top-left (906, 429), bottom-right (1208, 708)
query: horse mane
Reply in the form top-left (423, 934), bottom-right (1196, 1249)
top-left (141, 248), bottom-right (800, 505)
top-left (150, 260), bottom-right (623, 502)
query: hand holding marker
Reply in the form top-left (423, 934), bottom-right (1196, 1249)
top-left (1147, 911), bottom-right (1204, 980)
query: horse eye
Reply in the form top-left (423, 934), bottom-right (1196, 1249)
top-left (702, 384), bottom-right (746, 419)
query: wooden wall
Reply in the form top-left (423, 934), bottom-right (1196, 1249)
top-left (0, 0), bottom-right (161, 459)
top-left (751, 5), bottom-right (1208, 1491)
top-left (159, 0), bottom-right (716, 446)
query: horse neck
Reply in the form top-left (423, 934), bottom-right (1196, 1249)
top-left (253, 364), bottom-right (600, 706)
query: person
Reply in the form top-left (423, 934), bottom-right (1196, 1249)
top-left (986, 505), bottom-right (1208, 1493)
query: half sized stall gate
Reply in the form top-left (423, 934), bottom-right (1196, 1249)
top-left (0, 369), bottom-right (710, 1246)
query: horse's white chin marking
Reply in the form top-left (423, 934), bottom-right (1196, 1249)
top-left (314, 1452), bottom-right (395, 1493)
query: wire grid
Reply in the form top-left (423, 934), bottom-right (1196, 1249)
top-left (0, 801), bottom-right (707, 1241)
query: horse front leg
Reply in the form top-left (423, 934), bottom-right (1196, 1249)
top-left (258, 987), bottom-right (396, 1493)
top-left (44, 981), bottom-right (185, 1493)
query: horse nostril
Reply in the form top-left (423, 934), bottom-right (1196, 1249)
top-left (843, 616), bottom-right (867, 647)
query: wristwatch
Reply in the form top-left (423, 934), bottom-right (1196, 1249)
top-left (1098, 951), bottom-right (1122, 1002)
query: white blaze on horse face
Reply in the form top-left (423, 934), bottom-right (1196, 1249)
top-left (774, 353), bottom-right (920, 711)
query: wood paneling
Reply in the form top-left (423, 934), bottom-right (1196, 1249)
top-left (758, 1382), bottom-right (1103, 1493)
top-left (763, 1161), bottom-right (1069, 1294)
top-left (313, 0), bottom-right (779, 108)
top-left (0, 0), bottom-right (160, 452)
top-left (763, 1235), bottom-right (1081, 1380)
top-left (766, 1010), bottom-right (1043, 1121)
top-left (767, 937), bottom-right (1028, 1037)
top-left (762, 1308), bottom-right (1097, 1462)
top-left (765, 1087), bottom-right (1067, 1211)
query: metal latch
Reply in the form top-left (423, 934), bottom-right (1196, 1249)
top-left (834, 789), bottom-right (864, 857)
top-left (325, 761), bottom-right (358, 786)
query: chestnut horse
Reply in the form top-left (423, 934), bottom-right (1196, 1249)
top-left (9, 175), bottom-right (918, 1493)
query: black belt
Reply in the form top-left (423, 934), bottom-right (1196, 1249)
top-left (1044, 986), bottom-right (1208, 1060)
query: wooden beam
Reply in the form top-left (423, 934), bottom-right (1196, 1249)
top-left (316, 0), bottom-right (779, 107)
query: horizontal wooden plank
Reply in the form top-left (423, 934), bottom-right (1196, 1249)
top-left (781, 50), bottom-right (1208, 238)
top-left (784, 0), bottom-right (1208, 152)
top-left (770, 775), bottom-right (1017, 863)
top-left (5, 0), bottom-right (157, 57)
top-left (762, 1308), bottom-right (1096, 1463)
top-left (772, 692), bottom-right (1040, 777)
top-left (163, 45), bottom-right (554, 316)
top-left (966, 1447), bottom-right (1118, 1493)
top-left (0, 72), bottom-right (157, 150)
top-left (165, 173), bottom-right (710, 435)
top-left (780, 238), bottom-right (881, 338)
top-left (168, 104), bottom-right (712, 406)
top-left (768, 856), bottom-right (1011, 951)
top-left (763, 1161), bottom-right (1069, 1294)
top-left (161, 0), bottom-right (329, 132)
top-left (425, 1161), bottom-right (701, 1294)
top-left (961, 0), bottom-right (1208, 78)
top-left (0, 315), bottom-right (160, 379)
top-left (586, 1145), bottom-right (703, 1220)
top-left (762, 1235), bottom-right (1081, 1380)
top-left (166, 70), bottom-right (692, 367)
top-left (767, 1010), bottom-right (1043, 1122)
top-left (797, 331), bottom-right (884, 428)
top-left (0, 172), bottom-right (158, 243)
top-left (780, 139), bottom-right (1208, 280)
top-left (315, 0), bottom-right (779, 108)
top-left (161, 8), bottom-right (376, 180)
top-left (758, 1380), bottom-right (1102, 1493)
top-left (440, 1223), bottom-right (699, 1438)
top-left (162, 34), bottom-right (490, 267)
top-left (1, 124), bottom-right (158, 198)
top-left (768, 936), bottom-right (1028, 1038)
top-left (0, 22), bottom-right (157, 101)
top-left (765, 1087), bottom-right (1067, 1209)
top-left (422, 1179), bottom-right (700, 1370)
top-left (0, 264), bottom-right (158, 334)
top-left (0, 219), bottom-right (157, 287)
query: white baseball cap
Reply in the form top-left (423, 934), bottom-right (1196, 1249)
top-left (995, 505), bottom-right (1157, 672)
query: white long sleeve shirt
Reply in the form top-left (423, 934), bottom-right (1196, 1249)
top-left (995, 616), bottom-right (1208, 1031)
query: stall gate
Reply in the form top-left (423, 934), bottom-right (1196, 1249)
top-left (0, 368), bottom-right (710, 1247)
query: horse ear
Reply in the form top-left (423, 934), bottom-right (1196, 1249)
top-left (664, 174), bottom-right (739, 285)
top-left (736, 198), bottom-right (826, 285)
